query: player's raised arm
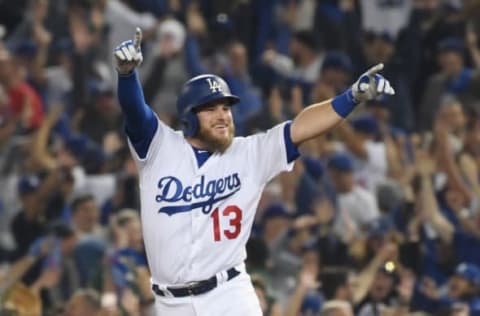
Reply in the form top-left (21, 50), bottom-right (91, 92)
top-left (114, 28), bottom-right (158, 158)
top-left (290, 63), bottom-right (395, 145)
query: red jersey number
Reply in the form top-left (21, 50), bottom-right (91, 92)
top-left (211, 206), bottom-right (242, 242)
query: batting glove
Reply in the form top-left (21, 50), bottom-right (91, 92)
top-left (351, 63), bottom-right (395, 103)
top-left (114, 27), bottom-right (143, 75)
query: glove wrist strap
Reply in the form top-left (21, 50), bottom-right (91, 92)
top-left (117, 69), bottom-right (136, 77)
top-left (331, 89), bottom-right (357, 118)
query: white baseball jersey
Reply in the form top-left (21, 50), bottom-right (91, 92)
top-left (128, 118), bottom-right (294, 286)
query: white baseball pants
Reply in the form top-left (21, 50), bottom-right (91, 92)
top-left (152, 273), bottom-right (262, 316)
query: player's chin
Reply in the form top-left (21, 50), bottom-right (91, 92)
top-left (198, 125), bottom-right (234, 152)
top-left (212, 128), bottom-right (231, 140)
top-left (211, 134), bottom-right (233, 153)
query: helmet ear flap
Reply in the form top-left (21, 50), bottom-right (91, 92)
top-left (182, 111), bottom-right (199, 137)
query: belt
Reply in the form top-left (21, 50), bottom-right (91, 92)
top-left (152, 267), bottom-right (240, 297)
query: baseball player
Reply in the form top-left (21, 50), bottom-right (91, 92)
top-left (113, 28), bottom-right (394, 316)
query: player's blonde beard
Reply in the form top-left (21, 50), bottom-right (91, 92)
top-left (196, 123), bottom-right (235, 153)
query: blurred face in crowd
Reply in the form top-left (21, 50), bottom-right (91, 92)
top-left (450, 303), bottom-right (470, 316)
top-left (448, 275), bottom-right (474, 299)
top-left (0, 83), bottom-right (7, 108)
top-left (1, 54), bottom-right (27, 87)
top-left (158, 32), bottom-right (179, 57)
top-left (436, 239), bottom-right (455, 269)
top-left (289, 39), bottom-right (303, 64)
top-left (33, 0), bottom-right (49, 21)
top-left (228, 42), bottom-right (248, 76)
top-left (323, 308), bottom-right (353, 316)
top-left (311, 80), bottom-right (336, 102)
top-left (441, 102), bottom-right (466, 135)
top-left (59, 170), bottom-right (75, 198)
top-left (369, 270), bottom-right (395, 301)
top-left (194, 101), bottom-right (235, 153)
top-left (0, 52), bottom-right (14, 85)
top-left (264, 216), bottom-right (290, 242)
top-left (321, 301), bottom-right (354, 316)
top-left (95, 93), bottom-right (118, 116)
top-left (319, 69), bottom-right (351, 94)
top-left (157, 18), bottom-right (186, 57)
top-left (367, 105), bottom-right (389, 125)
top-left (124, 216), bottom-right (143, 250)
top-left (96, 0), bottom-right (108, 9)
top-left (337, 284), bottom-right (353, 303)
top-left (367, 235), bottom-right (388, 256)
top-left (61, 234), bottom-right (78, 256)
top-left (328, 169), bottom-right (354, 193)
top-left (444, 188), bottom-right (467, 212)
top-left (364, 37), bottom-right (395, 65)
top-left (464, 118), bottom-right (480, 155)
top-left (414, 0), bottom-right (439, 9)
top-left (56, 52), bottom-right (73, 73)
top-left (291, 228), bottom-right (312, 251)
top-left (20, 190), bottom-right (41, 215)
top-left (438, 51), bottom-right (464, 77)
top-left (289, 39), bottom-right (312, 65)
top-left (63, 292), bottom-right (100, 316)
top-left (73, 199), bottom-right (99, 233)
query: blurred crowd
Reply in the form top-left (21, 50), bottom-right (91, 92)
top-left (0, 0), bottom-right (480, 315)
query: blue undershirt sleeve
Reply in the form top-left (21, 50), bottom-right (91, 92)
top-left (117, 71), bottom-right (158, 159)
top-left (283, 122), bottom-right (300, 163)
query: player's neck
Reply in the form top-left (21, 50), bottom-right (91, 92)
top-left (187, 137), bottom-right (211, 152)
top-left (186, 133), bottom-right (233, 153)
top-left (188, 139), bottom-right (213, 168)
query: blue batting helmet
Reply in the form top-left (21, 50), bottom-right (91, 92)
top-left (176, 74), bottom-right (240, 137)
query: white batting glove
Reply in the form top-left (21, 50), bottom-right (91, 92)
top-left (351, 63), bottom-right (395, 103)
top-left (114, 27), bottom-right (143, 75)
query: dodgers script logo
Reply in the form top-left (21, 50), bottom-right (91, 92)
top-left (156, 173), bottom-right (241, 216)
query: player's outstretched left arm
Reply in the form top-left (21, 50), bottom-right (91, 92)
top-left (289, 63), bottom-right (395, 145)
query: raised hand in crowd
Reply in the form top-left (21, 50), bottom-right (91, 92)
top-left (284, 265), bottom-right (321, 316)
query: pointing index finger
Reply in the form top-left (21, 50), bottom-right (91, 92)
top-left (366, 63), bottom-right (384, 76)
top-left (134, 27), bottom-right (142, 50)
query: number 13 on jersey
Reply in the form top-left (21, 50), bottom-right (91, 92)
top-left (210, 205), bottom-right (242, 241)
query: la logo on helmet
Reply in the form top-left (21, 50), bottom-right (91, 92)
top-left (206, 78), bottom-right (223, 93)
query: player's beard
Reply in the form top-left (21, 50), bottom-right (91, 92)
top-left (197, 123), bottom-right (235, 153)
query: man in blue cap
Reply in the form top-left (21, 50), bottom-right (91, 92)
top-left (336, 113), bottom-right (388, 195)
top-left (447, 262), bottom-right (480, 315)
top-left (419, 37), bottom-right (480, 131)
top-left (327, 152), bottom-right (380, 241)
top-left (413, 262), bottom-right (480, 315)
top-left (10, 175), bottom-right (46, 258)
top-left (311, 51), bottom-right (353, 103)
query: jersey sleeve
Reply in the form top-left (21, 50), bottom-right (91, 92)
top-left (247, 121), bottom-right (299, 184)
top-left (126, 114), bottom-right (177, 166)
